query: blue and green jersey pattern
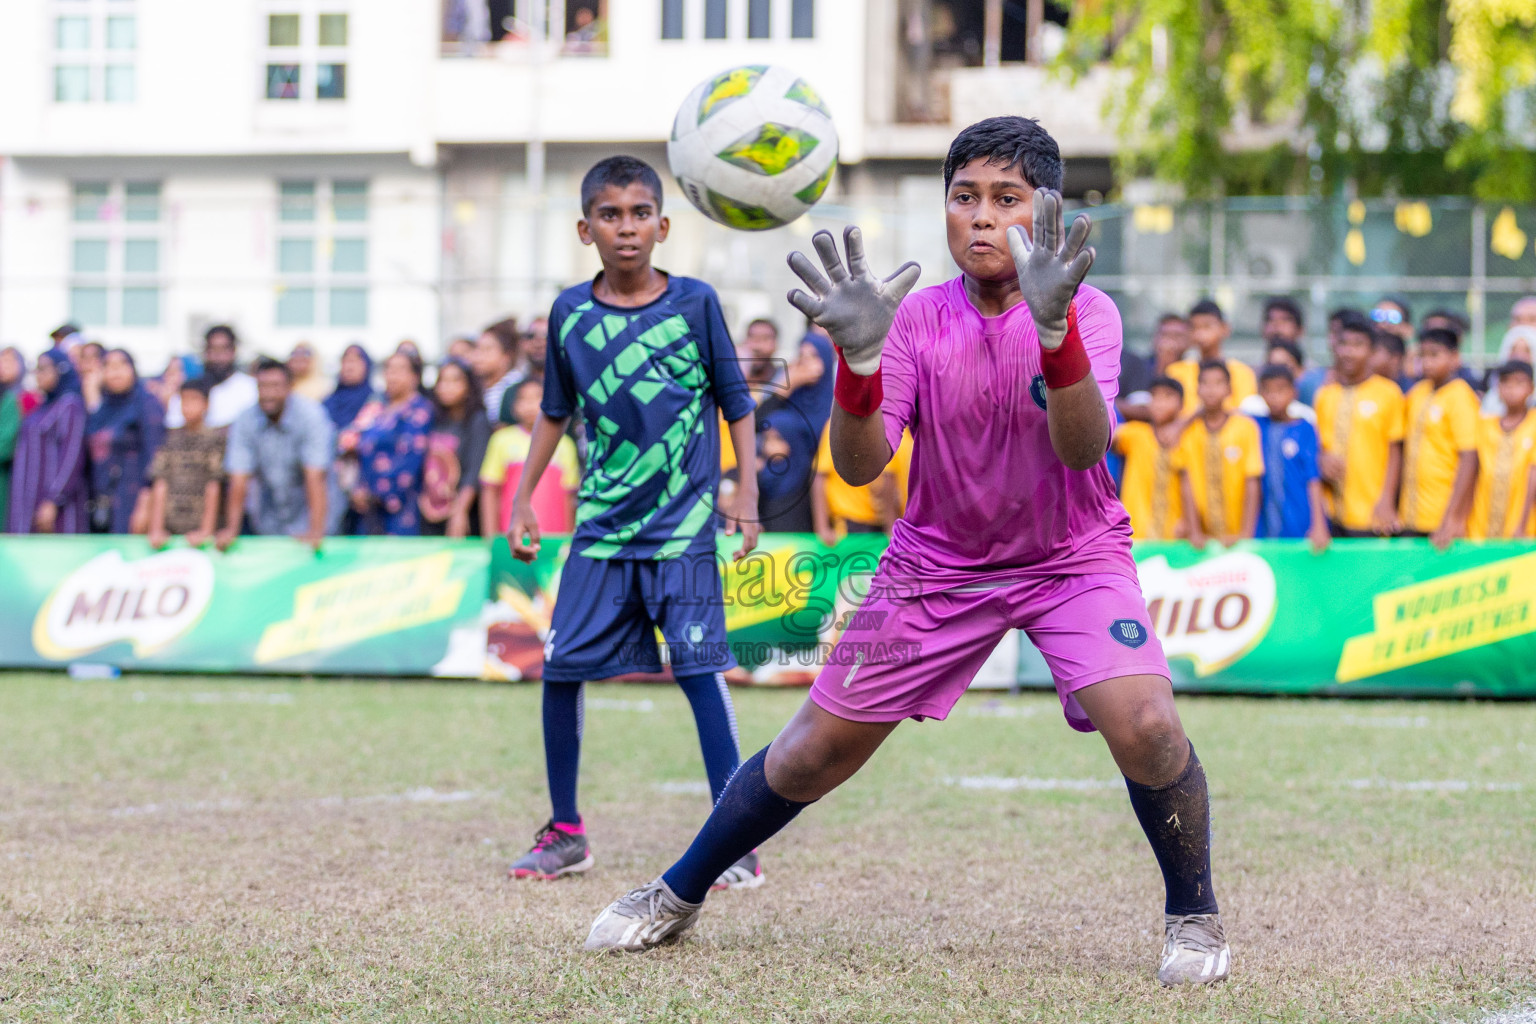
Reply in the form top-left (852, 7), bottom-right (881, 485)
top-left (543, 275), bottom-right (755, 560)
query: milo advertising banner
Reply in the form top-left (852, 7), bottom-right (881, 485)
top-left (0, 536), bottom-right (489, 676)
top-left (488, 537), bottom-right (1536, 697)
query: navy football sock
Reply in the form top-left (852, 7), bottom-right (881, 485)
top-left (674, 671), bottom-right (742, 801)
top-left (1124, 742), bottom-right (1219, 916)
top-left (662, 745), bottom-right (809, 904)
top-left (542, 682), bottom-right (584, 826)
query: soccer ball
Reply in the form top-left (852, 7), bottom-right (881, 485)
top-left (668, 65), bottom-right (839, 231)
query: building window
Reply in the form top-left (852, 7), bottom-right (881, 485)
top-left (263, 7), bottom-right (348, 101)
top-left (791, 0), bottom-right (813, 38)
top-left (704, 0), bottom-right (726, 39)
top-left (661, 0), bottom-right (683, 39)
top-left (52, 0), bottom-right (137, 104)
top-left (69, 181), bottom-right (162, 328)
top-left (275, 179), bottom-right (368, 328)
top-left (747, 0), bottom-right (771, 38)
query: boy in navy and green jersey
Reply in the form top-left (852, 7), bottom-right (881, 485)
top-left (504, 155), bottom-right (765, 891)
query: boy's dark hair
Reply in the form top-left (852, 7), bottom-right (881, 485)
top-left (1156, 312), bottom-right (1187, 328)
top-left (204, 324), bottom-right (238, 347)
top-left (482, 317), bottom-right (520, 357)
top-left (942, 116), bottom-right (1063, 193)
top-left (1336, 310), bottom-right (1374, 337)
top-left (1189, 299), bottom-right (1225, 322)
top-left (1328, 306), bottom-right (1361, 327)
top-left (1263, 296), bottom-right (1305, 329)
top-left (1418, 326), bottom-right (1461, 351)
top-left (50, 323), bottom-right (81, 343)
top-left (1267, 339), bottom-right (1305, 368)
top-left (1198, 358), bottom-right (1231, 383)
top-left (1421, 308), bottom-right (1469, 336)
top-left (1499, 360), bottom-right (1534, 382)
top-left (180, 376), bottom-right (212, 399)
top-left (1259, 364), bottom-right (1296, 387)
top-left (252, 356), bottom-right (291, 379)
top-left (1372, 329), bottom-right (1406, 356)
top-left (746, 317), bottom-right (779, 338)
top-left (581, 155), bottom-right (664, 217)
top-left (1149, 375), bottom-right (1184, 399)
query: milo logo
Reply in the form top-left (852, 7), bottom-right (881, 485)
top-left (32, 549), bottom-right (215, 660)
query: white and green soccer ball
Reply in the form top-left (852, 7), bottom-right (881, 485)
top-left (668, 64), bottom-right (839, 231)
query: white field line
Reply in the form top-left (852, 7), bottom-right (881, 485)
top-left (1461, 1004), bottom-right (1536, 1024)
top-left (585, 698), bottom-right (655, 712)
top-left (0, 788), bottom-right (494, 823)
top-left (965, 702), bottom-right (1043, 719)
top-left (653, 781), bottom-right (712, 795)
top-left (944, 776), bottom-right (1122, 792)
top-left (1344, 779), bottom-right (1523, 793)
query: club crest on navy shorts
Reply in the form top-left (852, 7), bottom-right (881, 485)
top-left (1109, 618), bottom-right (1149, 649)
top-left (1030, 374), bottom-right (1048, 410)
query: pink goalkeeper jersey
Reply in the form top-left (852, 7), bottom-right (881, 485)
top-left (876, 277), bottom-right (1136, 589)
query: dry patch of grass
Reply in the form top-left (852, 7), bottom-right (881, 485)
top-left (0, 675), bottom-right (1531, 1022)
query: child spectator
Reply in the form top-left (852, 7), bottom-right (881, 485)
top-left (1174, 360), bottom-right (1263, 548)
top-left (811, 422), bottom-right (913, 546)
top-left (420, 356), bottom-right (491, 538)
top-left (1314, 314), bottom-right (1405, 536)
top-left (1468, 361), bottom-right (1536, 539)
top-left (1400, 328), bottom-right (1481, 548)
top-left (480, 377), bottom-right (579, 536)
top-left (147, 378), bottom-right (224, 549)
top-left (1369, 329), bottom-right (1415, 393)
top-left (1169, 300), bottom-right (1257, 415)
top-left (1252, 366), bottom-right (1329, 549)
top-left (1112, 377), bottom-right (1187, 540)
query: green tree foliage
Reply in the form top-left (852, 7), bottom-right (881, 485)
top-left (1062, 0), bottom-right (1536, 198)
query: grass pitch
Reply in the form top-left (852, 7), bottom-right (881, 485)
top-left (0, 673), bottom-right (1531, 1023)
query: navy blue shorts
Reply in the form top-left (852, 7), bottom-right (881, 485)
top-left (542, 550), bottom-right (736, 683)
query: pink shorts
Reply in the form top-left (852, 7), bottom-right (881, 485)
top-left (810, 571), bottom-right (1170, 732)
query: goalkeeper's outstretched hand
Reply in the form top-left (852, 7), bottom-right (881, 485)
top-left (787, 226), bottom-right (921, 377)
top-left (1006, 189), bottom-right (1094, 351)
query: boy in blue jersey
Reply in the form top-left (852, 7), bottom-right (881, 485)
top-left (503, 156), bottom-right (764, 889)
top-left (1253, 365), bottom-right (1330, 550)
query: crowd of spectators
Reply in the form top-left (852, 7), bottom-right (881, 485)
top-left (5, 290), bottom-right (1532, 552)
top-left (1112, 292), bottom-right (1536, 549)
top-left (0, 317), bottom-right (570, 550)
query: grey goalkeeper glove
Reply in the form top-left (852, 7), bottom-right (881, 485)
top-left (787, 226), bottom-right (921, 376)
top-left (1006, 189), bottom-right (1095, 350)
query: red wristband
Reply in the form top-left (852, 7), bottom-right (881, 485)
top-left (833, 348), bottom-right (883, 417)
top-left (1041, 302), bottom-right (1090, 390)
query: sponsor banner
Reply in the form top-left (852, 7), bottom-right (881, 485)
top-left (489, 537), bottom-right (1536, 696)
top-left (1, 536), bottom-right (489, 676)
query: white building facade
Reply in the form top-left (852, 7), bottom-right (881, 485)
top-left (0, 0), bottom-right (1114, 370)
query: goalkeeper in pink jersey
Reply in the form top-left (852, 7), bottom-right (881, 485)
top-left (584, 116), bottom-right (1230, 987)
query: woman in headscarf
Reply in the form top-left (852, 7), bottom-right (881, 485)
top-left (419, 356), bottom-right (489, 537)
top-left (351, 351), bottom-right (434, 536)
top-left (323, 344), bottom-right (375, 429)
top-left (1483, 326), bottom-right (1536, 415)
top-left (0, 348), bottom-right (41, 416)
top-left (86, 349), bottom-right (165, 533)
top-left (327, 344), bottom-right (377, 533)
top-left (9, 347), bottom-right (88, 534)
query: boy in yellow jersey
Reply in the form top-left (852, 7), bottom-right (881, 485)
top-left (1169, 300), bottom-right (1257, 415)
top-left (1468, 361), bottom-right (1536, 539)
top-left (1174, 360), bottom-right (1263, 548)
top-left (1112, 377), bottom-right (1187, 539)
top-left (1399, 327), bottom-right (1481, 549)
top-left (1314, 312), bottom-right (1405, 536)
top-left (811, 421), bottom-right (913, 544)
